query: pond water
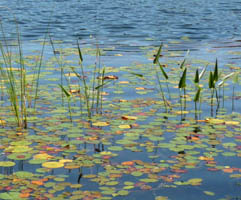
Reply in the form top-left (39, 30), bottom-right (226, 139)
top-left (1, 0), bottom-right (241, 47)
top-left (0, 1), bottom-right (240, 200)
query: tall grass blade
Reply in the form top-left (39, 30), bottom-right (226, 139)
top-left (179, 59), bottom-right (186, 69)
top-left (58, 84), bottom-right (70, 97)
top-left (209, 71), bottom-right (214, 88)
top-left (194, 87), bottom-right (201, 102)
top-left (159, 63), bottom-right (168, 79)
top-left (77, 40), bottom-right (83, 62)
top-left (194, 69), bottom-right (199, 83)
top-left (130, 72), bottom-right (144, 78)
top-left (218, 72), bottom-right (234, 87)
top-left (58, 84), bottom-right (72, 122)
top-left (178, 68), bottom-right (187, 88)
top-left (199, 64), bottom-right (208, 80)
top-left (153, 43), bottom-right (163, 64)
top-left (213, 58), bottom-right (218, 82)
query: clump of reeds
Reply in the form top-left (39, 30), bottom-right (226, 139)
top-left (0, 7), bottom-right (27, 128)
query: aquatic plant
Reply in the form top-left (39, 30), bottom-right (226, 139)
top-left (0, 7), bottom-right (27, 128)
top-left (153, 44), bottom-right (170, 110)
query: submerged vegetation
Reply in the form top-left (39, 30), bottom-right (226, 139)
top-left (0, 18), bottom-right (240, 200)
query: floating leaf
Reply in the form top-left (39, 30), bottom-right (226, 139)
top-left (59, 159), bottom-right (73, 163)
top-left (140, 178), bottom-right (158, 183)
top-left (5, 145), bottom-right (32, 153)
top-left (205, 118), bottom-right (224, 124)
top-left (34, 153), bottom-right (54, 160)
top-left (230, 174), bottom-right (241, 178)
top-left (122, 161), bottom-right (135, 166)
top-left (14, 171), bottom-right (33, 179)
top-left (225, 121), bottom-right (239, 125)
top-left (121, 115), bottom-right (137, 120)
top-left (0, 192), bottom-right (21, 200)
top-left (106, 181), bottom-right (119, 186)
top-left (108, 146), bottom-right (123, 151)
top-left (124, 181), bottom-right (134, 186)
top-left (42, 162), bottom-right (64, 169)
top-left (204, 191), bottom-right (215, 196)
top-left (155, 196), bottom-right (168, 200)
top-left (0, 161), bottom-right (15, 167)
top-left (118, 124), bottom-right (131, 129)
top-left (117, 190), bottom-right (129, 196)
top-left (175, 111), bottom-right (189, 115)
top-left (199, 156), bottom-right (214, 161)
top-left (100, 75), bottom-right (118, 80)
top-left (0, 120), bottom-right (6, 125)
top-left (32, 180), bottom-right (44, 186)
top-left (131, 171), bottom-right (143, 177)
top-left (92, 121), bottom-right (110, 127)
top-left (187, 178), bottom-right (202, 186)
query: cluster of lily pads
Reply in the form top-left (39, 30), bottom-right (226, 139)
top-left (0, 39), bottom-right (240, 200)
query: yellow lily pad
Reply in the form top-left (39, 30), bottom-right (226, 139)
top-left (118, 124), bottom-right (131, 129)
top-left (121, 115), bottom-right (137, 120)
top-left (175, 111), bottom-right (189, 115)
top-left (59, 159), bottom-right (73, 163)
top-left (0, 120), bottom-right (6, 125)
top-left (5, 146), bottom-right (33, 153)
top-left (225, 121), bottom-right (240, 125)
top-left (100, 151), bottom-right (112, 156)
top-left (206, 118), bottom-right (224, 124)
top-left (65, 73), bottom-right (77, 77)
top-left (92, 122), bottom-right (110, 127)
top-left (34, 153), bottom-right (54, 160)
top-left (42, 161), bottom-right (64, 169)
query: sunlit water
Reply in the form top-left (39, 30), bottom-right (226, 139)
top-left (0, 1), bottom-right (240, 200)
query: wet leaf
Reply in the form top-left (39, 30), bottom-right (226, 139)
top-left (121, 115), bottom-right (137, 120)
top-left (42, 161), bottom-right (64, 169)
top-left (140, 178), bottom-right (158, 183)
top-left (155, 196), bottom-right (168, 200)
top-left (187, 178), bottom-right (202, 186)
top-left (106, 181), bottom-right (119, 186)
top-left (117, 190), bottom-right (129, 196)
top-left (204, 191), bottom-right (215, 196)
top-left (131, 171), bottom-right (143, 177)
top-left (34, 153), bottom-right (54, 160)
top-left (0, 161), bottom-right (15, 167)
top-left (92, 121), bottom-right (110, 127)
top-left (14, 171), bottom-right (33, 179)
top-left (118, 124), bottom-right (131, 129)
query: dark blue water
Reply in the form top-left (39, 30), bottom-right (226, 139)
top-left (1, 0), bottom-right (241, 47)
